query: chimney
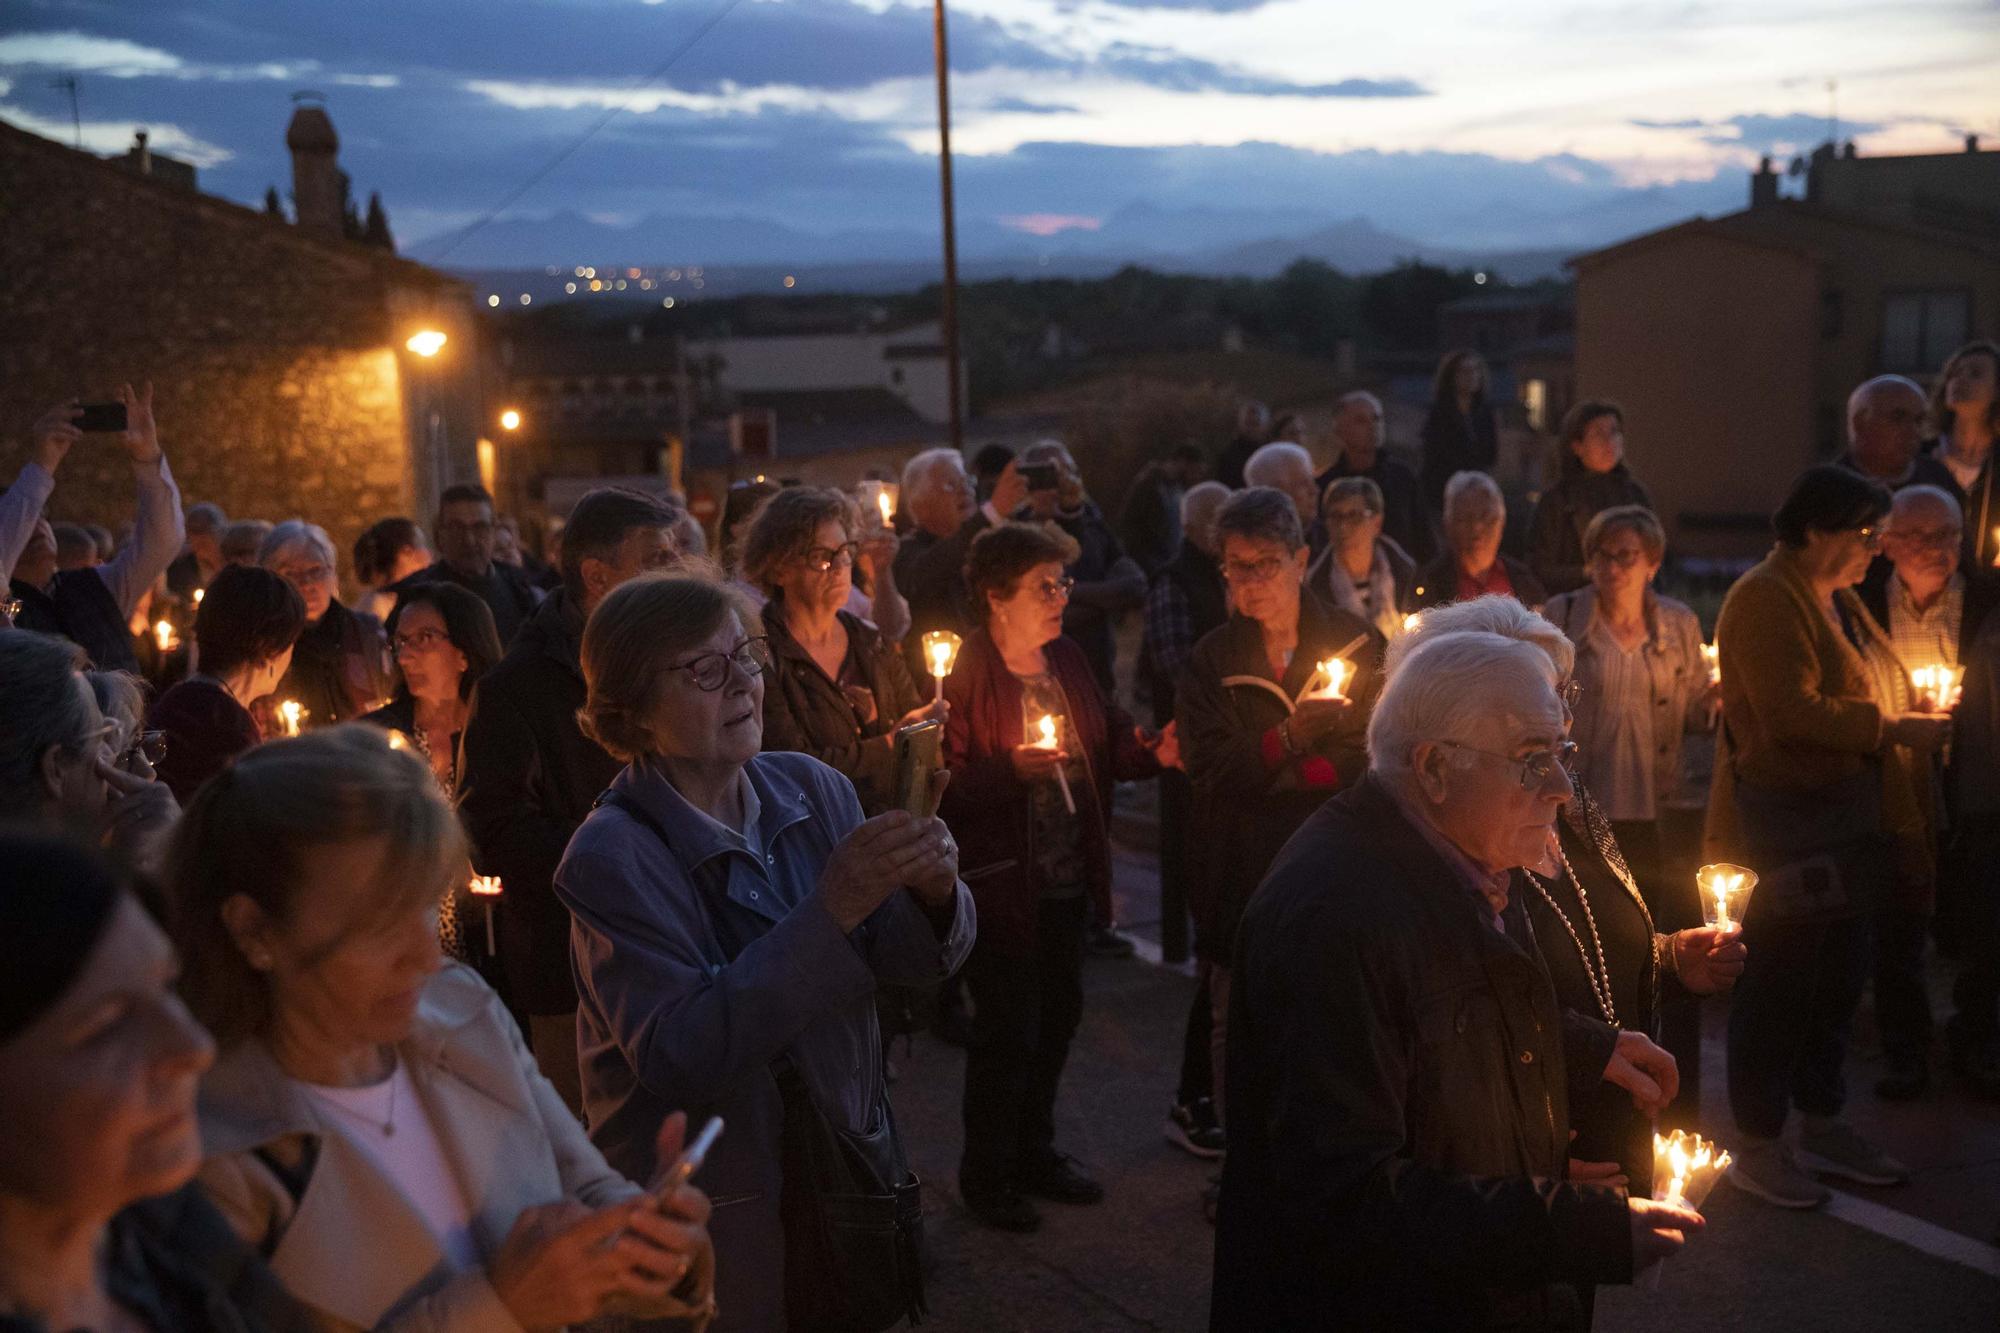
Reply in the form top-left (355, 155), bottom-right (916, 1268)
top-left (1970, 133), bottom-right (1983, 154)
top-left (285, 96), bottom-right (343, 235)
top-left (1750, 155), bottom-right (1779, 208)
top-left (132, 129), bottom-right (151, 175)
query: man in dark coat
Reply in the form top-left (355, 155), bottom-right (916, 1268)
top-left (1020, 440), bottom-right (1146, 699)
top-left (1212, 629), bottom-right (1697, 1331)
top-left (1212, 400), bottom-right (1271, 491)
top-left (390, 484), bottom-right (542, 645)
top-left (1117, 443), bottom-right (1206, 577)
top-left (1315, 390), bottom-right (1436, 564)
top-left (894, 448), bottom-right (1029, 680)
top-left (455, 486), bottom-right (682, 1108)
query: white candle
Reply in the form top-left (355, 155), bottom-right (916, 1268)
top-left (469, 876), bottom-right (504, 956)
top-left (1035, 713), bottom-right (1076, 814)
top-left (278, 700), bottom-right (304, 737)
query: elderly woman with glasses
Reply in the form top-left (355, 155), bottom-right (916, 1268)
top-left (1307, 475), bottom-right (1417, 642)
top-left (1177, 487), bottom-right (1384, 1134)
top-left (556, 573), bottom-right (973, 1332)
top-left (744, 487), bottom-right (941, 814)
top-left (1706, 467), bottom-right (1952, 1208)
top-left (939, 521), bottom-right (1174, 1232)
top-left (1413, 470), bottom-right (1547, 611)
top-left (259, 520), bottom-right (393, 730)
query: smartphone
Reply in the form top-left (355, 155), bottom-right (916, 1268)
top-left (1020, 461), bottom-right (1060, 492)
top-left (658, 1116), bottom-right (724, 1197)
top-left (75, 402), bottom-right (127, 433)
top-left (893, 718), bottom-right (944, 818)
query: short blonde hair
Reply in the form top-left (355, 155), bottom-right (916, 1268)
top-left (578, 573), bottom-right (758, 762)
top-left (1581, 504), bottom-right (1666, 565)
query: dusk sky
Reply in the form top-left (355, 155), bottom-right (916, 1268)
top-left (2, 1), bottom-right (1994, 263)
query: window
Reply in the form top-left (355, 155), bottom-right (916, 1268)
top-left (1881, 291), bottom-right (1969, 373)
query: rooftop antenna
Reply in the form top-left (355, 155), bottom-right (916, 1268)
top-left (49, 75), bottom-right (80, 149)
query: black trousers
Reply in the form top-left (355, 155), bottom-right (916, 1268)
top-left (959, 896), bottom-right (1087, 1196)
top-left (1948, 815), bottom-right (2000, 1047)
top-left (1610, 818), bottom-right (1703, 1129)
top-left (1177, 965), bottom-right (1213, 1108)
top-left (1874, 906), bottom-right (1935, 1062)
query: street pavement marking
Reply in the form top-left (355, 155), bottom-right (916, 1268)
top-left (1823, 1189), bottom-right (2000, 1280)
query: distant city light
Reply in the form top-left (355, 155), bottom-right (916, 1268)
top-left (486, 294), bottom-right (500, 307)
top-left (615, 279), bottom-right (627, 290)
top-left (641, 279), bottom-right (653, 290)
top-left (519, 293), bottom-right (532, 305)
top-left (590, 279), bottom-right (602, 292)
top-left (573, 266), bottom-right (586, 277)
top-left (627, 267), bottom-right (642, 280)
top-left (668, 269), bottom-right (681, 280)
top-left (1473, 271), bottom-right (1489, 284)
top-left (406, 329), bottom-right (447, 357)
top-left (500, 408), bottom-right (522, 431)
top-left (662, 297), bottom-right (676, 308)
top-left (565, 282), bottom-right (577, 294)
top-left (584, 266), bottom-right (596, 279)
top-left (783, 275), bottom-right (796, 288)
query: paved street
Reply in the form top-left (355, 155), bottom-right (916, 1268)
top-left (884, 793), bottom-right (2000, 1332)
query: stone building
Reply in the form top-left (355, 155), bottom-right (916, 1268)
top-left (1572, 139), bottom-right (2000, 562)
top-left (0, 108), bottom-right (479, 587)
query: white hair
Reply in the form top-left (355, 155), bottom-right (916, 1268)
top-left (900, 446), bottom-right (964, 499)
top-left (1335, 390), bottom-right (1383, 415)
top-left (1244, 441), bottom-right (1313, 488)
top-left (1180, 480), bottom-right (1231, 538)
top-left (1887, 483), bottom-right (1962, 528)
top-left (1367, 631), bottom-right (1558, 779)
top-left (258, 519), bottom-right (338, 573)
top-left (1846, 374), bottom-right (1927, 435)
top-left (1442, 470), bottom-right (1504, 524)
top-left (1385, 596), bottom-right (1573, 682)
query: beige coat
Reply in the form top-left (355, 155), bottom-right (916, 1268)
top-left (195, 963), bottom-right (713, 1332)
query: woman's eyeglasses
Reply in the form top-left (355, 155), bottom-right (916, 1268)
top-left (1589, 547), bottom-right (1647, 570)
top-left (673, 637), bottom-right (772, 691)
top-left (394, 627), bottom-right (451, 655)
top-left (124, 730), bottom-right (169, 768)
top-left (1023, 575), bottom-right (1075, 603)
top-left (801, 542), bottom-right (860, 573)
top-left (1439, 739), bottom-right (1579, 791)
top-left (1222, 557), bottom-right (1289, 585)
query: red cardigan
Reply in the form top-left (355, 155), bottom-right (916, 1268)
top-left (940, 630), bottom-right (1159, 957)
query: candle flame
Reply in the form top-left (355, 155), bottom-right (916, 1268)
top-left (278, 700), bottom-right (304, 737)
top-left (191, 588), bottom-right (204, 606)
top-left (1910, 664), bottom-right (1962, 711)
top-left (1037, 714), bottom-right (1059, 748)
top-left (468, 875), bottom-right (504, 897)
top-left (1698, 862), bottom-right (1755, 932)
top-left (877, 490), bottom-right (894, 524)
top-left (1401, 612), bottom-right (1421, 634)
top-left (1700, 641), bottom-right (1720, 683)
top-left (153, 619), bottom-right (177, 652)
top-left (920, 630), bottom-right (961, 679)
top-left (1310, 657), bottom-right (1353, 700)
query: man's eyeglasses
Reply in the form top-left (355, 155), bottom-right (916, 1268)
top-left (276, 563), bottom-right (333, 587)
top-left (1439, 739), bottom-right (1579, 791)
top-left (1023, 575), bottom-right (1074, 603)
top-left (1323, 505), bottom-right (1379, 528)
top-left (672, 636), bottom-right (772, 691)
top-left (801, 542), bottom-right (859, 573)
top-left (1222, 556), bottom-right (1289, 585)
top-left (394, 626), bottom-right (451, 655)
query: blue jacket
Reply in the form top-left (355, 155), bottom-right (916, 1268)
top-left (555, 749), bottom-right (975, 1332)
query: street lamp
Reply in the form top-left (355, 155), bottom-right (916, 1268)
top-left (406, 329), bottom-right (448, 357)
top-left (500, 408), bottom-right (522, 431)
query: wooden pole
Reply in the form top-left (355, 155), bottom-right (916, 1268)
top-left (932, 0), bottom-right (965, 454)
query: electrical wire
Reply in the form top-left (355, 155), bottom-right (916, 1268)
top-left (429, 0), bottom-right (750, 263)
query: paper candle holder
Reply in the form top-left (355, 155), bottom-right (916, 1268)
top-left (1697, 862), bottom-right (1757, 932)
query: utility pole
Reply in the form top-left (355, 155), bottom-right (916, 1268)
top-left (932, 0), bottom-right (965, 453)
top-left (49, 76), bottom-right (81, 149)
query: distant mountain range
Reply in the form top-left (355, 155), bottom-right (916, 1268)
top-left (417, 185), bottom-right (1729, 298)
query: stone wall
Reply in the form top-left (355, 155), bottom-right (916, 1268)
top-left (0, 120), bottom-right (476, 590)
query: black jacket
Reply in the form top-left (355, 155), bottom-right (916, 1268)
top-left (1142, 542), bottom-right (1229, 726)
top-left (1049, 499), bottom-right (1144, 698)
top-left (1918, 437), bottom-right (1996, 571)
top-left (1412, 552), bottom-right (1549, 611)
top-left (1318, 452), bottom-right (1439, 565)
top-left (760, 603), bottom-right (925, 815)
top-left (273, 599), bottom-right (392, 729)
top-left (392, 558), bottom-right (541, 647)
top-left (1115, 463), bottom-right (1186, 577)
top-left (1176, 594), bottom-right (1383, 965)
top-left (894, 510), bottom-right (993, 679)
top-left (11, 570), bottom-right (138, 672)
top-left (1525, 460), bottom-right (1654, 596)
top-left (456, 589), bottom-right (622, 1015)
top-left (1420, 402), bottom-right (1499, 510)
top-left (1212, 776), bottom-right (1631, 1332)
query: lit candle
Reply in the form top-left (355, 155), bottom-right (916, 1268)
top-left (1034, 713), bottom-right (1076, 814)
top-left (1697, 862), bottom-right (1757, 933)
top-left (153, 619), bottom-right (177, 653)
top-left (877, 489), bottom-right (895, 527)
top-left (921, 629), bottom-right (962, 704)
top-left (468, 875), bottom-right (504, 955)
top-left (1401, 612), bottom-right (1421, 634)
top-left (1306, 657), bottom-right (1354, 701)
top-left (278, 699), bottom-right (305, 737)
top-left (1700, 641), bottom-right (1720, 685)
top-left (191, 588), bottom-right (204, 606)
top-left (1646, 1129), bottom-right (1731, 1288)
top-left (1910, 664), bottom-right (1962, 712)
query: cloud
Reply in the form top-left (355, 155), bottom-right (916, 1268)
top-left (984, 96), bottom-right (1082, 115)
top-left (1094, 44), bottom-right (1427, 98)
top-left (0, 32), bottom-right (182, 74)
top-left (1630, 110), bottom-right (1887, 157)
top-left (0, 101), bottom-right (233, 165)
top-left (1000, 213), bottom-right (1104, 235)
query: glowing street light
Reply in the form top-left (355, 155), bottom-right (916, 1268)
top-left (500, 408), bottom-right (522, 431)
top-left (406, 329), bottom-right (448, 357)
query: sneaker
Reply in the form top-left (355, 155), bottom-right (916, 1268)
top-left (1874, 1052), bottom-right (1929, 1102)
top-left (1165, 1099), bottom-right (1227, 1159)
top-left (1799, 1117), bottom-right (1910, 1185)
top-left (1019, 1154), bottom-right (1105, 1205)
top-left (1725, 1139), bottom-right (1830, 1209)
top-left (963, 1185), bottom-right (1041, 1233)
top-left (1086, 923), bottom-right (1137, 959)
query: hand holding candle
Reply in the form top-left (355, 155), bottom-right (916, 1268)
top-left (1032, 713), bottom-right (1076, 814)
top-left (921, 630), bottom-right (962, 704)
top-left (1697, 863), bottom-right (1757, 933)
top-left (1910, 664), bottom-right (1963, 713)
top-left (1306, 657), bottom-right (1354, 702)
top-left (468, 875), bottom-right (503, 956)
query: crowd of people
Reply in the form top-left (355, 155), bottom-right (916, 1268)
top-left (1, 335), bottom-right (1996, 1332)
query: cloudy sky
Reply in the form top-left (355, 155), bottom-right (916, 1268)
top-left (1, 0), bottom-right (1993, 262)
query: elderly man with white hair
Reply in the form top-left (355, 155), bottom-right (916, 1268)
top-left (1839, 375), bottom-right (1956, 490)
top-left (1242, 441), bottom-right (1319, 531)
top-left (893, 446), bottom-right (1030, 679)
top-left (1413, 470), bottom-right (1547, 611)
top-left (258, 519), bottom-right (392, 728)
top-left (1211, 628), bottom-right (1701, 1331)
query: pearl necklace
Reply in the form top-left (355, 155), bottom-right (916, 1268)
top-left (1524, 844), bottom-right (1618, 1026)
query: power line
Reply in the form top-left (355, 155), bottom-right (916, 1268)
top-left (430, 0), bottom-right (749, 263)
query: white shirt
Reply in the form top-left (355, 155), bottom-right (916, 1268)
top-left (301, 1057), bottom-right (481, 1272)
